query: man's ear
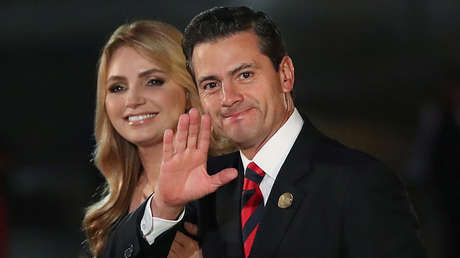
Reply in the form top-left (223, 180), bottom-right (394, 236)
top-left (278, 56), bottom-right (294, 93)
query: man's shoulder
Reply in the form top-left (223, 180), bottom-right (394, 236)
top-left (315, 136), bottom-right (380, 166)
top-left (308, 133), bottom-right (400, 186)
top-left (295, 116), bottom-right (386, 169)
top-left (295, 119), bottom-right (385, 170)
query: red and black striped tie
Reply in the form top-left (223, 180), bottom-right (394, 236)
top-left (241, 162), bottom-right (265, 258)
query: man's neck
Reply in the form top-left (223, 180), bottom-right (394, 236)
top-left (240, 108), bottom-right (294, 160)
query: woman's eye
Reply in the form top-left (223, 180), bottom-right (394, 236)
top-left (147, 78), bottom-right (164, 86)
top-left (203, 82), bottom-right (218, 90)
top-left (108, 85), bottom-right (125, 93)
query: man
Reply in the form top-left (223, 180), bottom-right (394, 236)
top-left (103, 6), bottom-right (425, 258)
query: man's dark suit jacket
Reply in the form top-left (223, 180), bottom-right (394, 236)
top-left (102, 118), bottom-right (425, 258)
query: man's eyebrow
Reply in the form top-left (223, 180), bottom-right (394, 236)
top-left (198, 75), bottom-right (219, 85)
top-left (196, 63), bottom-right (255, 85)
top-left (229, 63), bottom-right (254, 76)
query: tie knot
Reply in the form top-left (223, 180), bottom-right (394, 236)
top-left (245, 162), bottom-right (265, 185)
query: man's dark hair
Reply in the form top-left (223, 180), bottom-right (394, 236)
top-left (183, 6), bottom-right (287, 80)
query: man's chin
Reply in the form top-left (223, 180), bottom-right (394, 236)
top-left (222, 131), bottom-right (254, 146)
top-left (217, 122), bottom-right (258, 140)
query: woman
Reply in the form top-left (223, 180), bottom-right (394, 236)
top-left (82, 20), bottom-right (231, 258)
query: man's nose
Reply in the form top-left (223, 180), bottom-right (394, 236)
top-left (221, 82), bottom-right (242, 107)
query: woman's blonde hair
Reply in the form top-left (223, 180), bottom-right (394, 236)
top-left (82, 20), bottom-right (233, 257)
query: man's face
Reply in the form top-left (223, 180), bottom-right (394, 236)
top-left (192, 31), bottom-right (293, 155)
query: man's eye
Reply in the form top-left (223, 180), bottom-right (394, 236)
top-left (109, 85), bottom-right (125, 93)
top-left (240, 71), bottom-right (252, 79)
top-left (147, 78), bottom-right (164, 86)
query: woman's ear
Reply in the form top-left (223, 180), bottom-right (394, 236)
top-left (278, 56), bottom-right (294, 93)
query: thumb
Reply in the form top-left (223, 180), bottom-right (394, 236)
top-left (208, 168), bottom-right (238, 189)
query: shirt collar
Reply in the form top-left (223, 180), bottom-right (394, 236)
top-left (240, 108), bottom-right (304, 180)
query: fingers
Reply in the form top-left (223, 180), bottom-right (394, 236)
top-left (172, 232), bottom-right (186, 248)
top-left (167, 246), bottom-right (178, 258)
top-left (174, 109), bottom-right (210, 154)
top-left (184, 222), bottom-right (198, 236)
top-left (197, 114), bottom-right (211, 153)
top-left (187, 108), bottom-right (200, 149)
top-left (173, 231), bottom-right (190, 246)
top-left (163, 129), bottom-right (174, 160)
top-left (174, 108), bottom-right (202, 152)
top-left (170, 231), bottom-right (199, 253)
top-left (174, 114), bottom-right (189, 153)
top-left (208, 168), bottom-right (238, 190)
top-left (168, 236), bottom-right (180, 258)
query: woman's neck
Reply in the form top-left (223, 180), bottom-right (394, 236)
top-left (129, 143), bottom-right (163, 212)
top-left (138, 143), bottom-right (163, 189)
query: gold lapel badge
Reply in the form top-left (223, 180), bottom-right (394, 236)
top-left (278, 192), bottom-right (294, 208)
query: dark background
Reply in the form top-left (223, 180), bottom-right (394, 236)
top-left (1, 0), bottom-right (459, 257)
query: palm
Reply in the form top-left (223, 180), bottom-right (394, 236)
top-left (155, 108), bottom-right (237, 210)
top-left (158, 144), bottom-right (213, 204)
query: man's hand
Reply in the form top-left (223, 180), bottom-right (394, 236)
top-left (151, 108), bottom-right (238, 219)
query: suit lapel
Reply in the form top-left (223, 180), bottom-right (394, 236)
top-left (249, 119), bottom-right (319, 257)
top-left (213, 152), bottom-right (246, 257)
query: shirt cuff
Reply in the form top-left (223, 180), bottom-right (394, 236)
top-left (140, 195), bottom-right (185, 245)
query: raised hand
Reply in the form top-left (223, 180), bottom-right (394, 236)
top-left (152, 108), bottom-right (238, 219)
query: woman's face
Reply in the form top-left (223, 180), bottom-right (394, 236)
top-left (105, 46), bottom-right (186, 147)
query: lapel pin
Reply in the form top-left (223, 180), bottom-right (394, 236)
top-left (278, 192), bottom-right (293, 209)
